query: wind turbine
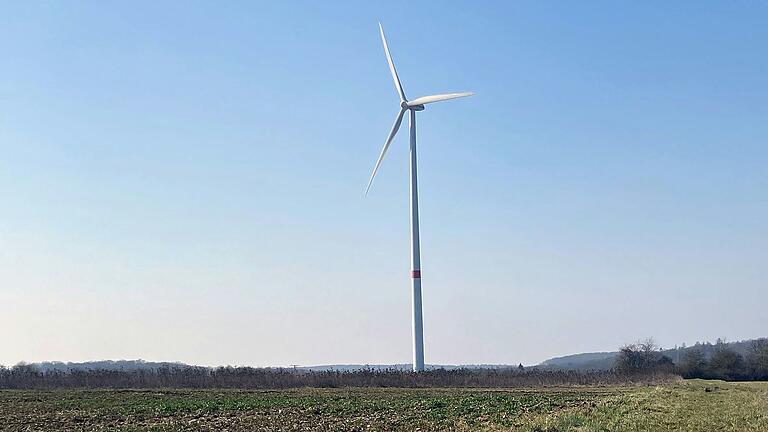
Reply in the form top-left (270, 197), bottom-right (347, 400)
top-left (366, 23), bottom-right (473, 372)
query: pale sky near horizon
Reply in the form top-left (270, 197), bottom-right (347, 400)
top-left (1, 1), bottom-right (767, 367)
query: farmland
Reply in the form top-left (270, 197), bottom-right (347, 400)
top-left (1, 380), bottom-right (766, 431)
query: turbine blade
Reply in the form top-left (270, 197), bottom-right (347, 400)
top-left (407, 92), bottom-right (474, 106)
top-left (365, 107), bottom-right (407, 196)
top-left (379, 23), bottom-right (406, 102)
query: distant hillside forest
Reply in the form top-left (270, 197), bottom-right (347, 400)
top-left (543, 338), bottom-right (768, 381)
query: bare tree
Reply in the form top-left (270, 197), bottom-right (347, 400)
top-left (615, 338), bottom-right (662, 373)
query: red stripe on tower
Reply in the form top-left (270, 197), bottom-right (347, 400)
top-left (411, 269), bottom-right (421, 278)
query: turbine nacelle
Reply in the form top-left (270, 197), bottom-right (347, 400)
top-left (405, 102), bottom-right (425, 111)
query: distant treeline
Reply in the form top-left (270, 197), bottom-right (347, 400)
top-left (5, 337), bottom-right (763, 389)
top-left (0, 365), bottom-right (674, 390)
top-left (615, 338), bottom-right (768, 381)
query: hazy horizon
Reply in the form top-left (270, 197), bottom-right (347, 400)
top-left (8, 334), bottom-right (765, 369)
top-left (2, 2), bottom-right (767, 368)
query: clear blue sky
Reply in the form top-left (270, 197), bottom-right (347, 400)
top-left (1, 1), bottom-right (766, 367)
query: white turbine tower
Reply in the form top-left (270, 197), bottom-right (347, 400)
top-left (366, 23), bottom-right (473, 372)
